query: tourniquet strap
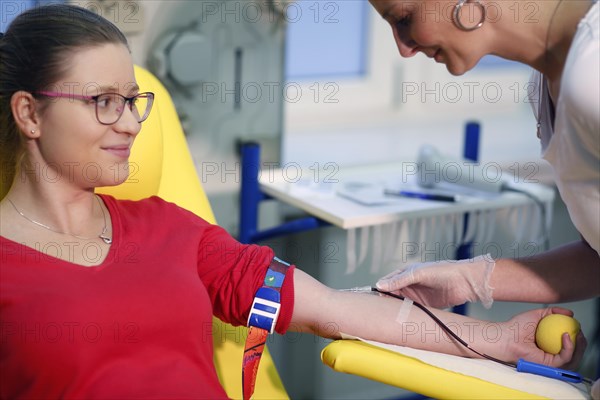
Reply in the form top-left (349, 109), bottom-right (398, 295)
top-left (242, 257), bottom-right (290, 400)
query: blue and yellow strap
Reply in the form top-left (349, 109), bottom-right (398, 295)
top-left (242, 257), bottom-right (290, 400)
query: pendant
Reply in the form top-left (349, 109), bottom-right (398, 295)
top-left (99, 235), bottom-right (112, 244)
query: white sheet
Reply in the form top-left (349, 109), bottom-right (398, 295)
top-left (359, 338), bottom-right (590, 399)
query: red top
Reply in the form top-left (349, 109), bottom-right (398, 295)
top-left (0, 195), bottom-right (295, 399)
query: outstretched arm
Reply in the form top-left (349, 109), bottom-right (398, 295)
top-left (376, 240), bottom-right (599, 309)
top-left (290, 268), bottom-right (584, 368)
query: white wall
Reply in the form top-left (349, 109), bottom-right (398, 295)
top-left (128, 2), bottom-right (543, 173)
top-left (282, 5), bottom-right (546, 177)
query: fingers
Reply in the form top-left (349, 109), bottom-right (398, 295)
top-left (549, 306), bottom-right (574, 317)
top-left (554, 331), bottom-right (587, 369)
top-left (559, 332), bottom-right (574, 356)
top-left (376, 268), bottom-right (416, 292)
top-left (377, 268), bottom-right (404, 282)
top-left (375, 278), bottom-right (404, 292)
top-left (567, 331), bottom-right (587, 369)
top-left (555, 334), bottom-right (575, 368)
top-left (541, 308), bottom-right (582, 369)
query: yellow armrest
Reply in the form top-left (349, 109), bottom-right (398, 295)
top-left (322, 340), bottom-right (551, 400)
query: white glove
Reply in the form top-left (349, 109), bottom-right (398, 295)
top-left (376, 255), bottom-right (496, 309)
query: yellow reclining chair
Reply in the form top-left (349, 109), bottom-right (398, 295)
top-left (322, 337), bottom-right (589, 399)
top-left (322, 340), bottom-right (535, 399)
top-left (97, 65), bottom-right (287, 399)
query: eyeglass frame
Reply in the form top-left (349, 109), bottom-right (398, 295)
top-left (35, 91), bottom-right (155, 125)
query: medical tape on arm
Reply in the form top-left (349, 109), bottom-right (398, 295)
top-left (395, 298), bottom-right (414, 325)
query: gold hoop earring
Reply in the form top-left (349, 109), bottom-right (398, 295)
top-left (454, 0), bottom-right (486, 31)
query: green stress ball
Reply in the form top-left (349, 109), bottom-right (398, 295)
top-left (535, 314), bottom-right (580, 354)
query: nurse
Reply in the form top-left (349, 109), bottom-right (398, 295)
top-left (373, 0), bottom-right (599, 312)
top-left (370, 0), bottom-right (599, 395)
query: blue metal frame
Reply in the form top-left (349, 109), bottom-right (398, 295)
top-left (463, 121), bottom-right (481, 162)
top-left (453, 121), bottom-right (481, 316)
top-left (239, 121), bottom-right (481, 251)
top-left (239, 142), bottom-right (329, 244)
top-left (239, 122), bottom-right (480, 317)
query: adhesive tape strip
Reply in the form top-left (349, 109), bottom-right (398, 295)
top-left (395, 298), bottom-right (414, 324)
top-left (340, 332), bottom-right (360, 340)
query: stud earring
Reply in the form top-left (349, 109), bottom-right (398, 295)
top-left (30, 129), bottom-right (36, 134)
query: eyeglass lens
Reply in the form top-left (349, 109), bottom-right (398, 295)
top-left (96, 93), bottom-right (153, 125)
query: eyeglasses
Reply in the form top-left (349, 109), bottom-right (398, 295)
top-left (36, 91), bottom-right (155, 125)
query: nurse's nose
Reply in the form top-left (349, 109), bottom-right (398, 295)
top-left (395, 29), bottom-right (418, 58)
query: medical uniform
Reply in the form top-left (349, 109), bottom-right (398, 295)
top-left (532, 1), bottom-right (600, 254)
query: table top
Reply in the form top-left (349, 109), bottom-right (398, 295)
top-left (259, 162), bottom-right (555, 229)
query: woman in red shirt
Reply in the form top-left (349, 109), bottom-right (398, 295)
top-left (0, 4), bottom-right (583, 398)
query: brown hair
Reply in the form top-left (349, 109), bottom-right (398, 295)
top-left (0, 4), bottom-right (129, 198)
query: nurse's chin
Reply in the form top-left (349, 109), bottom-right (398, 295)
top-left (443, 61), bottom-right (473, 77)
top-left (433, 54), bottom-right (464, 76)
top-left (446, 55), bottom-right (485, 76)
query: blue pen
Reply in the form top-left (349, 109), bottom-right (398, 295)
top-left (517, 359), bottom-right (592, 384)
top-left (384, 189), bottom-right (456, 202)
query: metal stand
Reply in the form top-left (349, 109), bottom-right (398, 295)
top-left (238, 142), bottom-right (329, 244)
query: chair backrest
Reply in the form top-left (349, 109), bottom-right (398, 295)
top-left (98, 65), bottom-right (287, 399)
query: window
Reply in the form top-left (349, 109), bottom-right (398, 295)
top-left (285, 0), bottom-right (370, 80)
top-left (1, 0), bottom-right (66, 32)
top-left (1, 0), bottom-right (34, 32)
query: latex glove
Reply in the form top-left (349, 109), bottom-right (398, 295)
top-left (376, 255), bottom-right (496, 309)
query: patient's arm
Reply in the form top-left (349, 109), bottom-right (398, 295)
top-left (290, 268), bottom-right (583, 368)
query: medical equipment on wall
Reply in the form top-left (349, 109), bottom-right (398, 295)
top-left (417, 144), bottom-right (505, 194)
top-left (142, 0), bottom-right (289, 231)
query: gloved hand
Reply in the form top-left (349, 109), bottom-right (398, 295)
top-left (376, 255), bottom-right (496, 309)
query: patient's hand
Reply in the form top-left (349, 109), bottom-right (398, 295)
top-left (503, 307), bottom-right (586, 369)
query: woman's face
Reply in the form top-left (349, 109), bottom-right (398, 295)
top-left (34, 43), bottom-right (141, 188)
top-left (370, 0), bottom-right (487, 75)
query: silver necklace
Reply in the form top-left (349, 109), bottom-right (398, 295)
top-left (7, 196), bottom-right (112, 244)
